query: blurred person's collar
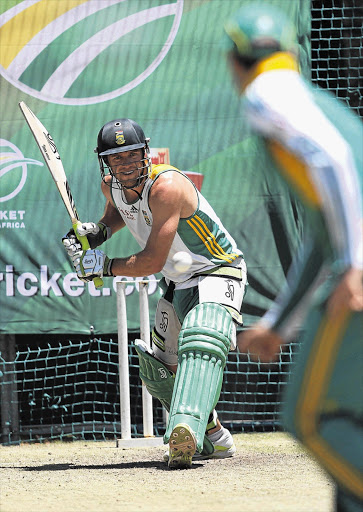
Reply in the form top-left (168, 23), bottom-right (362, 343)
top-left (244, 52), bottom-right (299, 91)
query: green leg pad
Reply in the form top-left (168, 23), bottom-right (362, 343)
top-left (135, 341), bottom-right (214, 456)
top-left (135, 342), bottom-right (174, 412)
top-left (164, 302), bottom-right (233, 452)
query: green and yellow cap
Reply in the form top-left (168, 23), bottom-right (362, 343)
top-left (223, 2), bottom-right (297, 60)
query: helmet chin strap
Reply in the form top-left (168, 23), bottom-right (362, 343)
top-left (124, 185), bottom-right (143, 201)
top-left (123, 157), bottom-right (150, 199)
top-left (121, 173), bottom-right (147, 201)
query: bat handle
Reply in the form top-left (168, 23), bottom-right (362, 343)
top-left (73, 220), bottom-right (104, 289)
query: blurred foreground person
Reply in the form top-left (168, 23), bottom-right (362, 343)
top-left (224, 3), bottom-right (362, 511)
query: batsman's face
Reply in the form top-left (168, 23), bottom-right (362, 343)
top-left (108, 149), bottom-right (146, 187)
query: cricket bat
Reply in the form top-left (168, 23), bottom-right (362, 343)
top-left (19, 101), bottom-right (103, 288)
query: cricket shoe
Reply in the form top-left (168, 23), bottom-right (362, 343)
top-left (168, 423), bottom-right (197, 469)
top-left (164, 426), bottom-right (236, 463)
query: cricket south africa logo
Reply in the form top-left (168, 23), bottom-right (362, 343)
top-left (115, 130), bottom-right (125, 145)
top-left (0, 0), bottom-right (184, 105)
top-left (0, 139), bottom-right (43, 203)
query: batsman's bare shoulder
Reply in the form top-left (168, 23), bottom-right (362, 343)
top-left (149, 170), bottom-right (197, 219)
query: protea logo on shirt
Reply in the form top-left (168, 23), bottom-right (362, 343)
top-left (0, 0), bottom-right (184, 105)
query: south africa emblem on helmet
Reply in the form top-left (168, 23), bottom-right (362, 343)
top-left (115, 130), bottom-right (125, 145)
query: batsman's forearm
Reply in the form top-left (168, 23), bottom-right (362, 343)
top-left (109, 251), bottom-right (164, 277)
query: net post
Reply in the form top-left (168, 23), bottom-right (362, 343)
top-left (139, 281), bottom-right (154, 437)
top-left (0, 334), bottom-right (19, 444)
top-left (116, 281), bottom-right (131, 440)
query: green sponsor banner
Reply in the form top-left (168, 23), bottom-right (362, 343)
top-left (0, 0), bottom-right (309, 334)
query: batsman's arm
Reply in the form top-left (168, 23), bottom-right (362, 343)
top-left (107, 174), bottom-right (184, 277)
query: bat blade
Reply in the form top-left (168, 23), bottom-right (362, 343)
top-left (19, 101), bottom-right (79, 223)
top-left (19, 101), bottom-right (103, 289)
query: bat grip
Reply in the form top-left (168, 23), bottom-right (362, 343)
top-left (73, 221), bottom-right (103, 288)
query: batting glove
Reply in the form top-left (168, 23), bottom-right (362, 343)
top-left (62, 232), bottom-right (81, 260)
top-left (62, 221), bottom-right (111, 255)
top-left (74, 249), bottom-right (114, 282)
top-left (77, 222), bottom-right (111, 247)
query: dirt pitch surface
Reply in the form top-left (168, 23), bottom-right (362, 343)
top-left (1, 432), bottom-right (334, 512)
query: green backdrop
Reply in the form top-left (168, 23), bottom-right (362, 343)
top-left (0, 0), bottom-right (309, 334)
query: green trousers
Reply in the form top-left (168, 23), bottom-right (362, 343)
top-left (282, 299), bottom-right (363, 507)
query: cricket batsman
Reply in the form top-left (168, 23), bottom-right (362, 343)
top-left (62, 118), bottom-right (248, 468)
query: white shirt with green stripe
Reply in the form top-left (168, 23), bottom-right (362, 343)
top-left (110, 164), bottom-right (243, 289)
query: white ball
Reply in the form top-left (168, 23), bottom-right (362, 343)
top-left (172, 251), bottom-right (193, 273)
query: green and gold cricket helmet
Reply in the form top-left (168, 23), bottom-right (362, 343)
top-left (96, 118), bottom-right (149, 157)
top-left (95, 118), bottom-right (151, 189)
top-left (224, 2), bottom-right (297, 60)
